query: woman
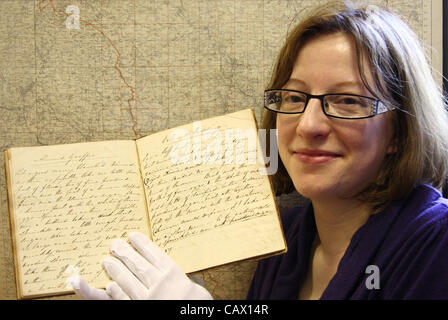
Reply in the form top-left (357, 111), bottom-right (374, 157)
top-left (73, 1), bottom-right (448, 299)
top-left (248, 0), bottom-right (448, 299)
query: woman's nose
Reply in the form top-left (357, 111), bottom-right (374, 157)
top-left (295, 98), bottom-right (331, 140)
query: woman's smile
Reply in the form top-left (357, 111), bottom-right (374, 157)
top-left (293, 148), bottom-right (342, 165)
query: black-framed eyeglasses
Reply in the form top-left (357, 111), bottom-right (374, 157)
top-left (264, 89), bottom-right (397, 119)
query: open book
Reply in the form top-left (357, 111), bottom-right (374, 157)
top-left (4, 109), bottom-right (286, 299)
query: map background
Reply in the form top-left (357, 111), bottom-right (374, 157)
top-left (0, 0), bottom-right (443, 299)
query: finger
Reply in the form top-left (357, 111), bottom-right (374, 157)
top-left (102, 256), bottom-right (148, 300)
top-left (71, 276), bottom-right (111, 300)
top-left (110, 238), bottom-right (159, 288)
top-left (105, 281), bottom-right (131, 300)
top-left (129, 232), bottom-right (180, 272)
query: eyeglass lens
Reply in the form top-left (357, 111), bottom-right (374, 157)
top-left (266, 90), bottom-right (375, 118)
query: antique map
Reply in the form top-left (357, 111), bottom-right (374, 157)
top-left (0, 0), bottom-right (443, 299)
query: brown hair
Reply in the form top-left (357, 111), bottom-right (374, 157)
top-left (263, 0), bottom-right (448, 211)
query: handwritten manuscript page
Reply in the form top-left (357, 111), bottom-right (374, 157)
top-left (6, 140), bottom-right (150, 298)
top-left (136, 109), bottom-right (285, 273)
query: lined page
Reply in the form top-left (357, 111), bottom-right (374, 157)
top-left (7, 140), bottom-right (150, 298)
top-left (136, 109), bottom-right (285, 273)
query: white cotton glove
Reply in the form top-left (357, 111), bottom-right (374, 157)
top-left (71, 232), bottom-right (213, 300)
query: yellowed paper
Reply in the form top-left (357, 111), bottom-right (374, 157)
top-left (7, 140), bottom-right (150, 298)
top-left (136, 109), bottom-right (286, 273)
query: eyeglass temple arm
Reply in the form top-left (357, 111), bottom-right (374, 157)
top-left (377, 101), bottom-right (414, 117)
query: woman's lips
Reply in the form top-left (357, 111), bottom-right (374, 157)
top-left (294, 149), bottom-right (342, 165)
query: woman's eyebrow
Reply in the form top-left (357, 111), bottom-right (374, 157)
top-left (285, 78), bottom-right (365, 92)
top-left (328, 80), bottom-right (365, 91)
top-left (284, 78), bottom-right (307, 87)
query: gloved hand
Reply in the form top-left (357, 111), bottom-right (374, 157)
top-left (71, 232), bottom-right (213, 300)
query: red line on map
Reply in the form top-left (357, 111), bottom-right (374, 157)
top-left (38, 0), bottom-right (141, 138)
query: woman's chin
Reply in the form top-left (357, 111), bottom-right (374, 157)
top-left (294, 183), bottom-right (334, 200)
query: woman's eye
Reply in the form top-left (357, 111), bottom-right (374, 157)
top-left (339, 97), bottom-right (359, 104)
top-left (284, 95), bottom-right (304, 103)
top-left (331, 96), bottom-right (367, 107)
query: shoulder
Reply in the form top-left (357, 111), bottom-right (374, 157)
top-left (399, 184), bottom-right (448, 232)
top-left (388, 184), bottom-right (448, 256)
top-left (382, 184), bottom-right (448, 298)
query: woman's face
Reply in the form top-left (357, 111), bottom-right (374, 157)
top-left (276, 32), bottom-right (396, 201)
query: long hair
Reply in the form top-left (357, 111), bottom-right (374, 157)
top-left (263, 0), bottom-right (448, 211)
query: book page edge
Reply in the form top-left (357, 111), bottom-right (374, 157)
top-left (4, 149), bottom-right (24, 299)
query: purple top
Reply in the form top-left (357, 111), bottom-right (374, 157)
top-left (247, 184), bottom-right (448, 299)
